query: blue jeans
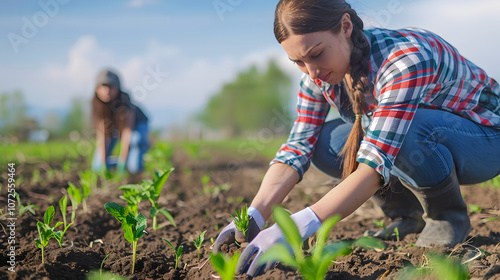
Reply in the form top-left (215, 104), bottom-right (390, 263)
top-left (92, 121), bottom-right (149, 173)
top-left (311, 109), bottom-right (500, 187)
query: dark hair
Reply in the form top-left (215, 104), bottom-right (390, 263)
top-left (91, 92), bottom-right (130, 138)
top-left (274, 0), bottom-right (372, 178)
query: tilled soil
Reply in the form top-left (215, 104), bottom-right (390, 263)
top-left (1, 148), bottom-right (499, 280)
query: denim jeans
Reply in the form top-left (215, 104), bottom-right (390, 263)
top-left (311, 109), bottom-right (500, 187)
top-left (92, 121), bottom-right (149, 173)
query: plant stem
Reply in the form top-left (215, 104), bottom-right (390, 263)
top-left (132, 240), bottom-right (137, 274)
top-left (83, 201), bottom-right (88, 213)
top-left (71, 209), bottom-right (76, 223)
top-left (100, 253), bottom-right (111, 279)
top-left (152, 215), bottom-right (157, 230)
top-left (41, 247), bottom-right (44, 263)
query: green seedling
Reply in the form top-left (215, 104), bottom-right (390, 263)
top-left (100, 253), bottom-right (111, 279)
top-left (373, 220), bottom-right (400, 240)
top-left (201, 174), bottom-right (230, 198)
top-left (119, 169), bottom-right (176, 229)
top-left (163, 238), bottom-right (183, 269)
top-left (373, 220), bottom-right (389, 238)
top-left (469, 204), bottom-right (483, 214)
top-left (230, 205), bottom-right (249, 243)
top-left (67, 182), bottom-right (82, 223)
top-left (397, 253), bottom-right (470, 280)
top-left (209, 251), bottom-right (241, 280)
top-left (118, 183), bottom-right (144, 216)
top-left (260, 206), bottom-right (385, 280)
top-left (193, 230), bottom-right (207, 260)
top-left (393, 227), bottom-right (400, 242)
top-left (146, 169), bottom-right (176, 230)
top-left (57, 195), bottom-right (73, 247)
top-left (15, 192), bottom-right (39, 216)
top-left (104, 202), bottom-right (147, 274)
top-left (79, 170), bottom-right (98, 212)
top-left (35, 206), bottom-right (63, 263)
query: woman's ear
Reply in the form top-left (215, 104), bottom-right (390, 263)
top-left (341, 13), bottom-right (353, 38)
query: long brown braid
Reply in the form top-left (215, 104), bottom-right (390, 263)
top-left (274, 0), bottom-right (372, 178)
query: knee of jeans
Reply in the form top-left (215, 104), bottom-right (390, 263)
top-left (311, 149), bottom-right (343, 178)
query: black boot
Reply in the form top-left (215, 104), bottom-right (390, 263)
top-left (370, 178), bottom-right (425, 240)
top-left (402, 168), bottom-right (471, 247)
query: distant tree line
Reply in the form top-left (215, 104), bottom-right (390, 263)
top-left (198, 60), bottom-right (294, 137)
top-left (0, 91), bottom-right (88, 141)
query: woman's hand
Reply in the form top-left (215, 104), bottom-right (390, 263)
top-left (237, 207), bottom-right (321, 276)
top-left (212, 207), bottom-right (265, 253)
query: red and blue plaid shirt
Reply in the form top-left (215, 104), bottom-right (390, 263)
top-left (271, 27), bottom-right (500, 185)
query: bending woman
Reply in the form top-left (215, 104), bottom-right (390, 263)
top-left (212, 0), bottom-right (500, 276)
top-left (91, 69), bottom-right (149, 174)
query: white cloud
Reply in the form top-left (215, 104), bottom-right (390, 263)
top-left (46, 35), bottom-right (113, 85)
top-left (125, 0), bottom-right (161, 8)
top-left (30, 35), bottom-right (114, 108)
top-left (32, 35), bottom-right (298, 128)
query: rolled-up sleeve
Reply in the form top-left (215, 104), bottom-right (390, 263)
top-left (271, 74), bottom-right (330, 181)
top-left (357, 45), bottom-right (437, 185)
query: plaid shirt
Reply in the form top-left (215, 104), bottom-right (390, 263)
top-left (271, 27), bottom-right (500, 185)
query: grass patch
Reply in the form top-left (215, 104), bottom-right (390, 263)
top-left (0, 141), bottom-right (88, 166)
top-left (173, 137), bottom-right (287, 160)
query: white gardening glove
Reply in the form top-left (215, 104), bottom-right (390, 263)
top-left (212, 206), bottom-right (265, 253)
top-left (236, 207), bottom-right (322, 276)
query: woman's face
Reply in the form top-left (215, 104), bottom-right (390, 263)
top-left (96, 84), bottom-right (119, 103)
top-left (280, 15), bottom-right (354, 85)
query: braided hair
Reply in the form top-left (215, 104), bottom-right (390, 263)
top-left (274, 0), bottom-right (372, 178)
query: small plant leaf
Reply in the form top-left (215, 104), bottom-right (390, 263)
top-left (44, 205), bottom-right (55, 225)
top-left (35, 238), bottom-right (42, 249)
top-left (158, 209), bottom-right (177, 227)
top-left (68, 182), bottom-right (82, 204)
top-left (210, 252), bottom-right (240, 280)
top-left (163, 238), bottom-right (175, 250)
top-left (230, 205), bottom-right (249, 236)
top-left (272, 207), bottom-right (302, 254)
top-left (313, 214), bottom-right (341, 261)
top-left (122, 223), bottom-right (135, 244)
top-left (59, 195), bottom-right (67, 215)
top-left (427, 253), bottom-right (470, 280)
top-left (153, 168), bottom-right (175, 196)
top-left (194, 230), bottom-right (207, 247)
top-left (134, 214), bottom-right (147, 239)
top-left (373, 220), bottom-right (385, 228)
top-left (150, 207), bottom-right (158, 217)
top-left (176, 245), bottom-right (183, 257)
top-left (53, 221), bottom-right (63, 229)
top-left (353, 236), bottom-right (386, 251)
top-left (104, 202), bottom-right (128, 222)
top-left (316, 243), bottom-right (352, 278)
top-left (259, 243), bottom-right (298, 267)
top-left (469, 204), bottom-right (482, 214)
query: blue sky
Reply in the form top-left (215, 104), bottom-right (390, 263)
top-left (1, 0), bottom-right (499, 130)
